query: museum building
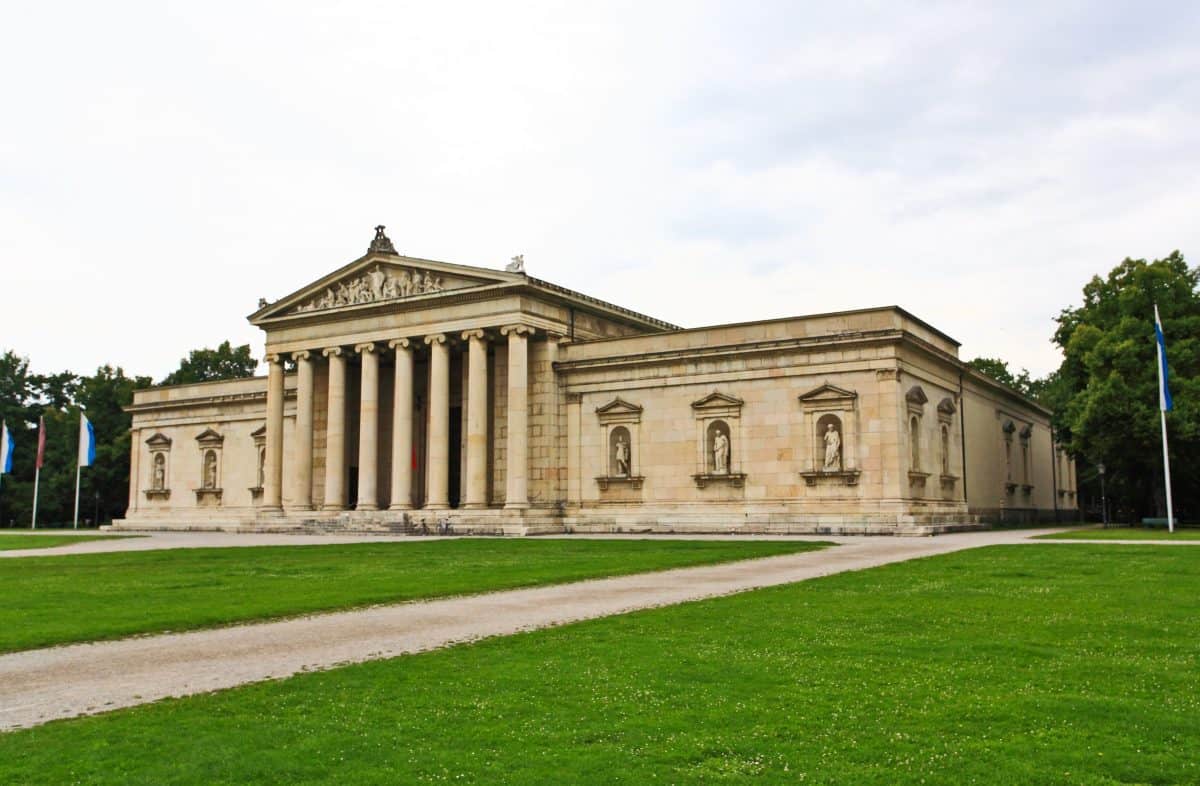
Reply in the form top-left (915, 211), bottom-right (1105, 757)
top-left (113, 227), bottom-right (1078, 535)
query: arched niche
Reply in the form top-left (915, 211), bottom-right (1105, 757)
top-left (816, 413), bottom-right (843, 472)
top-left (909, 415), bottom-right (921, 471)
top-left (609, 425), bottom-right (632, 477)
top-left (707, 419), bottom-right (732, 474)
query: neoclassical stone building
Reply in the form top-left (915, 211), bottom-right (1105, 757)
top-left (115, 227), bottom-right (1077, 535)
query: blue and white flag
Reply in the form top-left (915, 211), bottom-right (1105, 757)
top-left (0, 421), bottom-right (13, 474)
top-left (78, 413), bottom-right (96, 467)
top-left (1155, 304), bottom-right (1174, 412)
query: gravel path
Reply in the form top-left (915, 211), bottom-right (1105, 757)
top-left (0, 528), bottom-right (1077, 731)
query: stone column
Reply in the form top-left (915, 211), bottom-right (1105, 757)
top-left (501, 325), bottom-right (533, 509)
top-left (322, 347), bottom-right (347, 511)
top-left (388, 338), bottom-right (413, 510)
top-left (462, 329), bottom-right (489, 508)
top-left (292, 350), bottom-right (315, 510)
top-left (355, 342), bottom-right (380, 511)
top-left (424, 333), bottom-right (450, 510)
top-left (263, 353), bottom-right (285, 511)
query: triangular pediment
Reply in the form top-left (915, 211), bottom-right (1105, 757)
top-left (905, 385), bottom-right (929, 405)
top-left (145, 432), bottom-right (172, 448)
top-left (595, 397), bottom-right (643, 416)
top-left (691, 390), bottom-right (744, 410)
top-left (195, 428), bottom-right (224, 446)
top-left (799, 383), bottom-right (857, 402)
top-left (250, 245), bottom-right (525, 323)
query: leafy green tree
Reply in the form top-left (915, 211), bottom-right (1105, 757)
top-left (160, 341), bottom-right (258, 386)
top-left (966, 357), bottom-right (1049, 402)
top-left (1051, 251), bottom-right (1199, 520)
top-left (0, 352), bottom-right (152, 527)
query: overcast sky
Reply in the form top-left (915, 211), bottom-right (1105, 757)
top-left (3, 1), bottom-right (1197, 382)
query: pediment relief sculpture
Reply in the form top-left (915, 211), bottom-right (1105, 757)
top-left (293, 264), bottom-right (449, 313)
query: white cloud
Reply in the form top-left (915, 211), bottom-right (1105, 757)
top-left (1, 1), bottom-right (1197, 380)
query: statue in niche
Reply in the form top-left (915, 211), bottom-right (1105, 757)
top-left (257, 447), bottom-right (266, 488)
top-left (713, 431), bottom-right (730, 474)
top-left (614, 434), bottom-right (630, 476)
top-left (153, 454), bottom-right (166, 490)
top-left (204, 451), bottom-right (218, 489)
top-left (823, 423), bottom-right (842, 471)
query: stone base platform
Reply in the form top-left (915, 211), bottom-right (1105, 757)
top-left (109, 507), bottom-right (982, 537)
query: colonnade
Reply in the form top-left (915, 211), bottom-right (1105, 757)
top-left (260, 324), bottom-right (534, 514)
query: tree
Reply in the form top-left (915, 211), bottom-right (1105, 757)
top-left (160, 341), bottom-right (258, 386)
top-left (965, 357), bottom-right (1049, 402)
top-left (1050, 252), bottom-right (1200, 520)
top-left (0, 351), bottom-right (152, 527)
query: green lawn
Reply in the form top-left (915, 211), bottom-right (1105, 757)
top-left (1, 545), bottom-right (1196, 784)
top-left (1036, 526), bottom-right (1200, 540)
top-left (0, 533), bottom-right (134, 551)
top-left (0, 538), bottom-right (828, 653)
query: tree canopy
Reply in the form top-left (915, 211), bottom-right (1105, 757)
top-left (1050, 252), bottom-right (1199, 519)
top-left (160, 341), bottom-right (258, 386)
top-left (965, 357), bottom-right (1050, 402)
top-left (0, 350), bottom-right (152, 527)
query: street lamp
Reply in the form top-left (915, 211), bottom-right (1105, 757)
top-left (1097, 463), bottom-right (1108, 528)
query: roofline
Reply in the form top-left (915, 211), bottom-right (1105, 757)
top-left (565, 305), bottom-right (960, 348)
top-left (246, 250), bottom-right (677, 333)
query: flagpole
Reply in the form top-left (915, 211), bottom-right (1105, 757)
top-left (73, 463), bottom-right (81, 530)
top-left (31, 466), bottom-right (40, 530)
top-left (1154, 303), bottom-right (1176, 533)
top-left (1160, 408), bottom-right (1174, 534)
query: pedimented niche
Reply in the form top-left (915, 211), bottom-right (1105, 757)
top-left (144, 432), bottom-right (172, 501)
top-left (691, 391), bottom-right (745, 488)
top-left (798, 383), bottom-right (860, 487)
top-left (595, 398), bottom-right (644, 491)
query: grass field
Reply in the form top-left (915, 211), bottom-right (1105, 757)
top-left (0, 533), bottom-right (134, 551)
top-left (1036, 526), bottom-right (1200, 540)
top-left (1, 544), bottom-right (1195, 784)
top-left (0, 538), bottom-right (828, 653)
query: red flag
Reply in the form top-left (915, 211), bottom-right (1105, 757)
top-left (36, 416), bottom-right (46, 469)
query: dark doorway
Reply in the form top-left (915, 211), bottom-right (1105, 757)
top-left (448, 406), bottom-right (462, 508)
top-left (347, 466), bottom-right (358, 509)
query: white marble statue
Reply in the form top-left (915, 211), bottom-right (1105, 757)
top-left (204, 452), bottom-right (218, 489)
top-left (713, 431), bottom-right (730, 474)
top-left (823, 423), bottom-right (841, 470)
top-left (614, 434), bottom-right (630, 476)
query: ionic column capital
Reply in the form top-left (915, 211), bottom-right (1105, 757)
top-left (293, 350), bottom-right (312, 362)
top-left (424, 333), bottom-right (447, 346)
top-left (461, 328), bottom-right (487, 342)
top-left (264, 353), bottom-right (283, 365)
top-left (500, 324), bottom-right (535, 338)
top-left (354, 342), bottom-right (379, 355)
top-left (388, 337), bottom-right (412, 351)
top-left (322, 346), bottom-right (343, 358)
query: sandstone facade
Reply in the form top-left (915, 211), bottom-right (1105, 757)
top-left (114, 228), bottom-right (1078, 535)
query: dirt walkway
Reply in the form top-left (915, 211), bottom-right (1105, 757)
top-left (0, 528), bottom-right (1079, 731)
